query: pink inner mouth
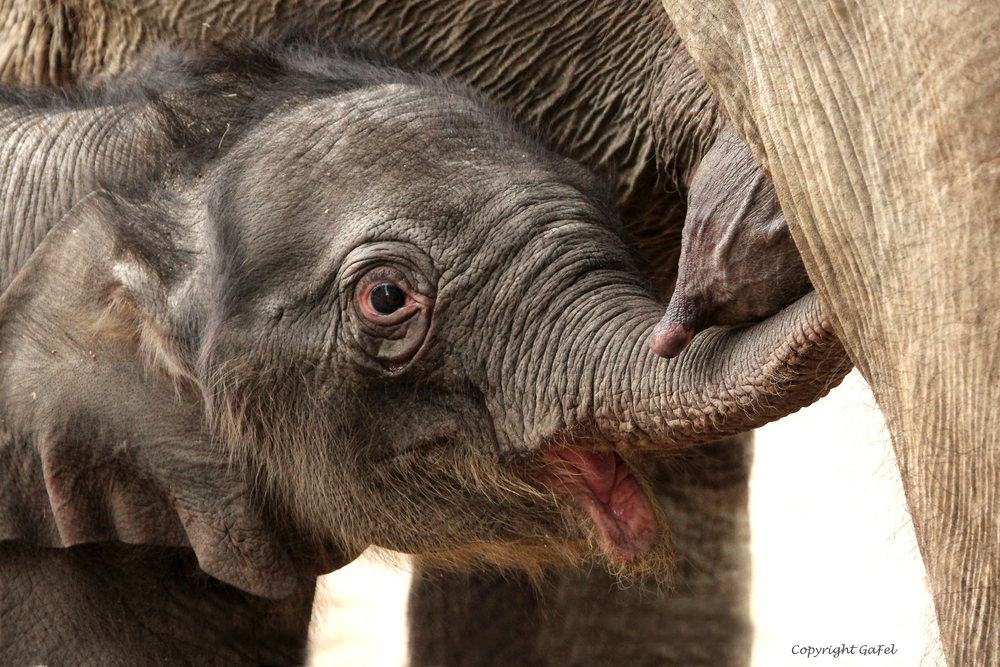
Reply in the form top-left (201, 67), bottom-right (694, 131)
top-left (540, 449), bottom-right (657, 558)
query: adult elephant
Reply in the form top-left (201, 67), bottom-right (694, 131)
top-left (657, 0), bottom-right (1000, 665)
top-left (0, 1), bottom-right (846, 665)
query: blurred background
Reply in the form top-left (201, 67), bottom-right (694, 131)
top-left (307, 370), bottom-right (942, 666)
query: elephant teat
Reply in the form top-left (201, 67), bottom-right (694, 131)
top-left (650, 122), bottom-right (812, 359)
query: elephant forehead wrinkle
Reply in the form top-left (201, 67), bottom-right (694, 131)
top-left (283, 86), bottom-right (488, 151)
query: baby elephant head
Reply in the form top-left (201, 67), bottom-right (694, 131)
top-left (195, 77), bottom-right (670, 581)
top-left (0, 43), bottom-right (847, 599)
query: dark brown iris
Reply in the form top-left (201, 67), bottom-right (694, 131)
top-left (370, 283), bottom-right (406, 314)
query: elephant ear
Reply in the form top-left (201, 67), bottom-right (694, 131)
top-left (0, 191), bottom-right (297, 600)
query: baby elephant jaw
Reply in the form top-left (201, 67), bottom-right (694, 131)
top-left (537, 449), bottom-right (658, 560)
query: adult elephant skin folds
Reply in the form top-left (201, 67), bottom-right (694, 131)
top-left (659, 0), bottom-right (1000, 664)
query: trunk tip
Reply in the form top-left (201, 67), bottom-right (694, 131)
top-left (648, 319), bottom-right (695, 359)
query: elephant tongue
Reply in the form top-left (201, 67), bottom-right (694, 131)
top-left (541, 449), bottom-right (657, 558)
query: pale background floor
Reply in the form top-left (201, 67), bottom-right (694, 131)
top-left (307, 370), bottom-right (944, 666)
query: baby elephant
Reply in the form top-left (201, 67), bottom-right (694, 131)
top-left (0, 37), bottom-right (691, 662)
top-left (0, 37), bottom-right (684, 608)
top-left (649, 122), bottom-right (813, 358)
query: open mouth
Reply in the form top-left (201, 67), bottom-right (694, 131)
top-left (538, 448), bottom-right (658, 559)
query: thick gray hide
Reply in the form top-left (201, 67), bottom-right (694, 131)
top-left (0, 542), bottom-right (316, 666)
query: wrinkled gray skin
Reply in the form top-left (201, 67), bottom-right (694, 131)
top-left (0, 3), bottom-right (852, 666)
top-left (649, 122), bottom-right (813, 358)
top-left (0, 39), bottom-right (846, 666)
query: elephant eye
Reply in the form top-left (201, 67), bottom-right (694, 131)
top-left (370, 283), bottom-right (407, 314)
top-left (351, 270), bottom-right (434, 371)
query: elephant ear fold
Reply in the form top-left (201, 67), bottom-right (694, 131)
top-left (0, 191), bottom-right (297, 600)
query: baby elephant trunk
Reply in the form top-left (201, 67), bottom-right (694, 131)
top-left (519, 285), bottom-right (848, 452)
top-left (648, 293), bottom-right (712, 359)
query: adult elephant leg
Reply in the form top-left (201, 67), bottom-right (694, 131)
top-left (658, 0), bottom-right (1000, 663)
top-left (409, 433), bottom-right (753, 667)
top-left (0, 542), bottom-right (316, 666)
top-left (408, 567), bottom-right (545, 666)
